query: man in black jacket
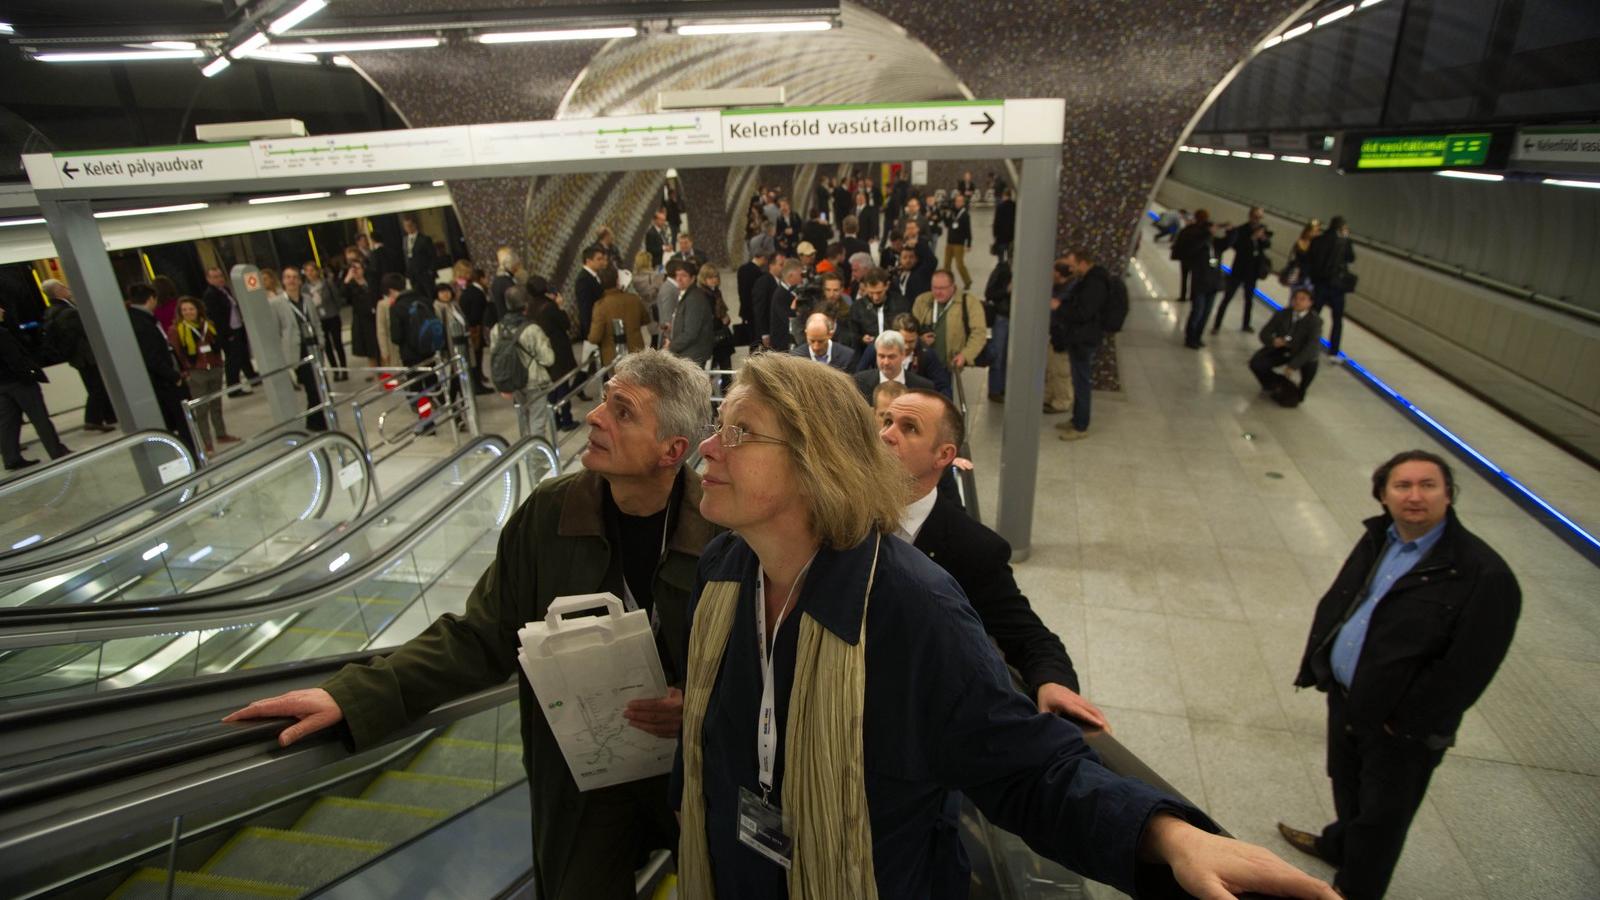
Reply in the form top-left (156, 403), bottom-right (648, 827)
top-left (848, 269), bottom-right (910, 373)
top-left (748, 254), bottom-right (782, 352)
top-left (401, 214), bottom-right (439, 291)
top-left (773, 199), bottom-right (799, 258)
top-left (0, 304), bottom-right (71, 470)
top-left (574, 245), bottom-right (608, 346)
top-left (200, 267), bottom-right (258, 396)
top-left (1249, 288), bottom-right (1322, 403)
top-left (765, 259), bottom-right (805, 353)
top-left (992, 188), bottom-right (1016, 264)
top-left (852, 330), bottom-right (933, 401)
top-left (1173, 212), bottom-right (1227, 347)
top-left (832, 178), bottom-right (854, 229)
top-left (1278, 450), bottom-right (1519, 900)
top-left (881, 387), bottom-right (1109, 729)
top-left (1051, 250), bottom-right (1109, 440)
top-left (1212, 207), bottom-right (1272, 334)
top-left (125, 283), bottom-right (195, 454)
top-left (644, 208), bottom-right (672, 270)
top-left (1307, 215), bottom-right (1356, 358)
top-left (40, 278), bottom-right (118, 429)
top-left (801, 208), bottom-right (832, 254)
top-left (942, 192), bottom-right (973, 289)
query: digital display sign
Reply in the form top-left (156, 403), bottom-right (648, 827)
top-left (1340, 129), bottom-right (1510, 173)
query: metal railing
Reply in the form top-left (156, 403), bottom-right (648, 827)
top-left (180, 354), bottom-right (322, 467)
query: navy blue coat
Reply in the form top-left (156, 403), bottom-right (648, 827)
top-left (673, 531), bottom-right (1211, 898)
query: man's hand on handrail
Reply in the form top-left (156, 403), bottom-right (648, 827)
top-left (223, 687), bottom-right (345, 748)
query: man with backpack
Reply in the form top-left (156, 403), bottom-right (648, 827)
top-left (388, 280), bottom-right (446, 432)
top-left (38, 279), bottom-right (116, 433)
top-left (1307, 215), bottom-right (1356, 359)
top-left (489, 286), bottom-right (557, 442)
top-left (1052, 249), bottom-right (1112, 442)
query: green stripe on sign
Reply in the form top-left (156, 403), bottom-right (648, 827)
top-left (722, 100), bottom-right (999, 116)
top-left (56, 141), bottom-right (251, 157)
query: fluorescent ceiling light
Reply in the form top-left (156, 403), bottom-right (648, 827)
top-left (0, 217), bottom-right (46, 227)
top-left (1199, 147), bottom-right (1216, 154)
top-left (431, 180), bottom-right (445, 186)
top-left (1544, 178), bottom-right (1600, 190)
top-left (1252, 152), bottom-right (1276, 160)
top-left (1230, 150), bottom-right (1253, 158)
top-left (677, 21), bottom-right (832, 35)
top-left (1317, 5), bottom-right (1356, 27)
top-left (475, 26), bottom-right (637, 43)
top-left (235, 32), bottom-right (269, 54)
top-left (249, 191), bottom-right (331, 204)
top-left (141, 542), bottom-right (170, 562)
top-left (1281, 23), bottom-right (1314, 41)
top-left (269, 0), bottom-right (327, 35)
top-left (11, 534), bottom-right (42, 550)
top-left (201, 55), bottom-right (232, 77)
top-left (1281, 155), bottom-right (1312, 164)
top-left (0, 22), bottom-right (14, 36)
top-left (1313, 158), bottom-right (1334, 166)
top-left (1437, 170), bottom-right (1503, 182)
top-left (94, 203), bottom-right (209, 219)
top-left (35, 49), bottom-right (204, 62)
top-left (1260, 36), bottom-right (1282, 49)
top-left (240, 48), bottom-right (319, 64)
top-left (331, 55), bottom-right (354, 67)
top-left (345, 184), bottom-right (411, 195)
top-left (1359, 0), bottom-right (1387, 8)
top-left (148, 41), bottom-right (198, 50)
top-left (269, 38), bottom-right (440, 53)
top-left (328, 551), bottom-right (351, 573)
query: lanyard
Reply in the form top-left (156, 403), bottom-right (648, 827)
top-left (931, 298), bottom-right (946, 326)
top-left (754, 550), bottom-right (819, 797)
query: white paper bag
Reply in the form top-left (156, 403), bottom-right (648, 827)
top-left (516, 592), bottom-right (678, 791)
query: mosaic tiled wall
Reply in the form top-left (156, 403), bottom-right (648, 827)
top-left (336, 0), bottom-right (1309, 280)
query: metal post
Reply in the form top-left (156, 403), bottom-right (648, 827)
top-left (455, 350), bottom-right (479, 436)
top-left (995, 153), bottom-right (1062, 560)
top-left (36, 198), bottom-right (165, 434)
top-left (230, 264), bottom-right (300, 427)
top-left (181, 400), bottom-right (206, 467)
top-left (311, 355), bottom-right (339, 432)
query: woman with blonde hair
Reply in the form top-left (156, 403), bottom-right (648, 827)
top-left (676, 353), bottom-right (1338, 899)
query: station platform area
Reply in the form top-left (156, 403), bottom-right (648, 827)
top-left (948, 205), bottom-right (1599, 897)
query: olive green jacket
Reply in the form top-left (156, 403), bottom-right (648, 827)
top-left (322, 466), bottom-right (716, 881)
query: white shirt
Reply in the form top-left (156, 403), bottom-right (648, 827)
top-left (877, 368), bottom-right (907, 386)
top-left (809, 341), bottom-right (835, 364)
top-left (896, 487), bottom-right (940, 544)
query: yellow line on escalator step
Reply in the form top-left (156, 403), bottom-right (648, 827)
top-left (201, 827), bottom-right (387, 873)
top-left (111, 868), bottom-right (300, 898)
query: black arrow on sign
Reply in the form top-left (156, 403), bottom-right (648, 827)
top-left (61, 161), bottom-right (80, 180)
top-left (971, 112), bottom-right (995, 135)
top-left (1524, 139), bottom-right (1534, 151)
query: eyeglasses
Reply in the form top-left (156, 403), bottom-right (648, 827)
top-left (701, 422), bottom-right (788, 449)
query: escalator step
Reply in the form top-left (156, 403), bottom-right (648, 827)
top-left (294, 796), bottom-right (445, 845)
top-left (201, 826), bottom-right (385, 887)
top-left (405, 736), bottom-right (521, 780)
top-left (361, 770), bottom-right (494, 813)
top-left (110, 868), bottom-right (300, 899)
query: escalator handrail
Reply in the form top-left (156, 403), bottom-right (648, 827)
top-left (0, 436), bottom-right (554, 646)
top-left (0, 432), bottom-right (310, 573)
top-left (0, 430), bottom-right (375, 595)
top-left (0, 429), bottom-right (192, 491)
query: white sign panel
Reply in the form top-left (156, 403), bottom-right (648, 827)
top-left (254, 128), bottom-right (473, 176)
top-left (471, 113), bottom-right (720, 164)
top-left (1513, 128), bottom-right (1600, 166)
top-left (25, 145), bottom-right (257, 191)
top-left (721, 102), bottom-right (1004, 153)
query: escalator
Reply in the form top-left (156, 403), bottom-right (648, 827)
top-left (1, 430), bottom-right (194, 555)
top-left (0, 433), bottom-right (310, 576)
top-left (0, 437), bottom-right (525, 704)
top-left (0, 432), bottom-right (376, 611)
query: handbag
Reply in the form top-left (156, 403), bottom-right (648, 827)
top-left (1337, 269), bottom-right (1359, 292)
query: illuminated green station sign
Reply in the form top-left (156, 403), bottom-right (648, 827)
top-left (1355, 132), bottom-right (1493, 169)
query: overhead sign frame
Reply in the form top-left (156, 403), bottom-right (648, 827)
top-left (1338, 128), bottom-right (1512, 173)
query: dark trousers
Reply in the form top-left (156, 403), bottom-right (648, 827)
top-left (155, 386), bottom-right (196, 455)
top-left (1313, 282), bottom-right (1347, 355)
top-left (320, 316), bottom-right (348, 373)
top-left (1249, 347), bottom-right (1318, 399)
top-left (1177, 259), bottom-right (1192, 301)
top-left (1, 380), bottom-right (69, 466)
top-left (535, 776), bottom-right (677, 900)
top-left (1213, 272), bottom-right (1258, 330)
top-left (549, 377), bottom-right (577, 429)
top-left (1067, 342), bottom-right (1096, 432)
top-left (295, 362), bottom-right (328, 431)
top-left (223, 330), bottom-right (258, 387)
top-left (78, 364), bottom-right (115, 427)
top-left (1184, 290), bottom-right (1216, 346)
top-left (1318, 690), bottom-right (1445, 900)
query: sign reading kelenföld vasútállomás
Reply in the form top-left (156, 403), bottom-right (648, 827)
top-left (722, 102), bottom-right (1005, 152)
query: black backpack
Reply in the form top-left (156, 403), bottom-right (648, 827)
top-left (395, 294), bottom-right (444, 363)
top-left (1101, 274), bottom-right (1130, 334)
top-left (489, 314), bottom-right (532, 392)
top-left (39, 302), bottom-right (82, 368)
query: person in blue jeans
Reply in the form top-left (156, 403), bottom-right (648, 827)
top-left (1174, 215), bottom-right (1226, 349)
top-left (984, 261), bottom-right (1012, 401)
top-left (1307, 216), bottom-right (1356, 358)
top-left (1050, 250), bottom-right (1110, 440)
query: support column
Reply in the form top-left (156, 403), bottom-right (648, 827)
top-left (995, 153), bottom-right (1062, 560)
top-left (231, 264), bottom-right (300, 427)
top-left (36, 198), bottom-right (165, 434)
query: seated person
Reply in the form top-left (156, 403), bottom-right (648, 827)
top-left (853, 329), bottom-right (934, 402)
top-left (880, 387), bottom-right (1109, 730)
top-left (789, 311), bottom-right (855, 372)
top-left (892, 312), bottom-right (951, 398)
top-left (1250, 287), bottom-right (1322, 404)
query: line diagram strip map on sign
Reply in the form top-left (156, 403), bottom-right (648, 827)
top-left (22, 99), bottom-right (1063, 193)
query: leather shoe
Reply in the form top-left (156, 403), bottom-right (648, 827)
top-left (988, 393), bottom-right (1004, 403)
top-left (4, 457), bottom-right (40, 471)
top-left (1276, 822), bottom-right (1337, 866)
top-left (1043, 404), bottom-right (1069, 414)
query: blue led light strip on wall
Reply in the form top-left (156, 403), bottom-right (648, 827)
top-left (1144, 210), bottom-right (1600, 564)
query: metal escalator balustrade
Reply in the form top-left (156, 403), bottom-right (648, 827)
top-left (0, 432), bottom-right (375, 612)
top-left (0, 433), bottom-right (311, 576)
top-left (0, 437), bottom-right (552, 703)
top-left (0, 430), bottom-right (193, 556)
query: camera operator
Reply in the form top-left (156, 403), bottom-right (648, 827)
top-left (1213, 207), bottom-right (1273, 334)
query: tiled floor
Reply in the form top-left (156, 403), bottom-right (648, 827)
top-left (952, 208), bottom-right (1599, 898)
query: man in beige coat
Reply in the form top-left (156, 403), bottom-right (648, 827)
top-left (586, 266), bottom-right (649, 365)
top-left (911, 269), bottom-right (987, 371)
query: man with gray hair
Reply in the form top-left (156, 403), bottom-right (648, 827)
top-left (38, 278), bottom-right (116, 432)
top-left (225, 349), bottom-right (718, 900)
top-left (853, 328), bottom-right (934, 401)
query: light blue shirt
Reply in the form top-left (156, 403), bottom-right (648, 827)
top-left (1330, 519), bottom-right (1447, 688)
